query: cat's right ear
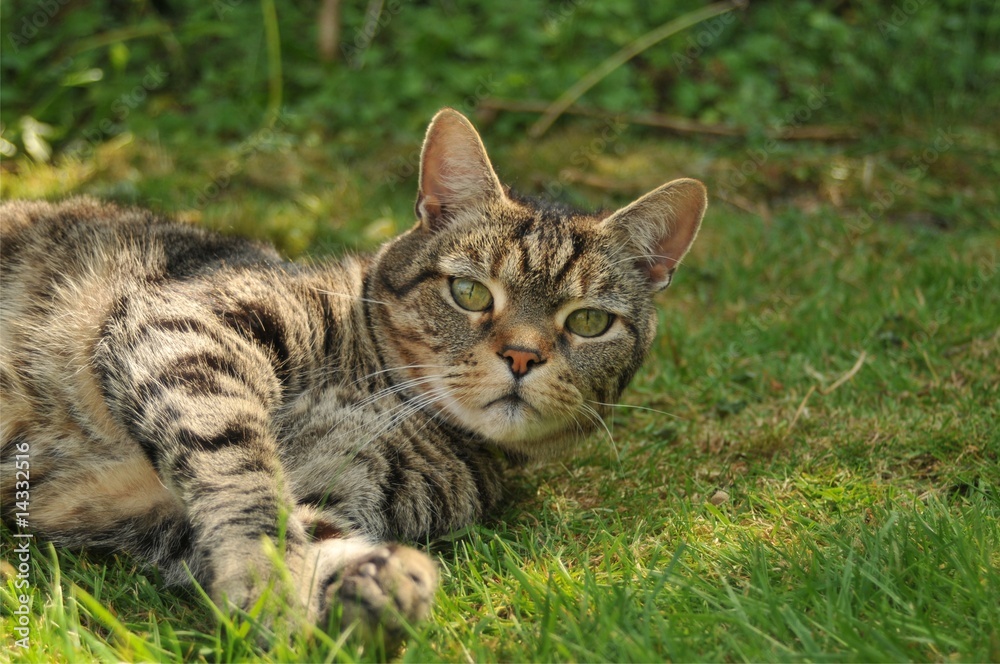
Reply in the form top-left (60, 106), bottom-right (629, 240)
top-left (415, 108), bottom-right (505, 232)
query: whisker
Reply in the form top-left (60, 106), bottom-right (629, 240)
top-left (312, 386), bottom-right (457, 482)
top-left (579, 403), bottom-right (622, 470)
top-left (355, 374), bottom-right (444, 407)
top-left (405, 391), bottom-right (455, 446)
top-left (355, 386), bottom-right (455, 449)
top-left (360, 386), bottom-right (450, 433)
top-left (311, 286), bottom-right (389, 307)
top-left (609, 253), bottom-right (688, 269)
top-left (587, 400), bottom-right (684, 421)
top-left (568, 411), bottom-right (589, 447)
top-left (315, 380), bottom-right (451, 445)
top-left (350, 364), bottom-right (451, 386)
top-left (375, 382), bottom-right (453, 423)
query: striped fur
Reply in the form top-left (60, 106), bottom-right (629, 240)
top-left (0, 109), bottom-right (706, 636)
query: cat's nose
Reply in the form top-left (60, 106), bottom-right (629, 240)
top-left (500, 346), bottom-right (544, 378)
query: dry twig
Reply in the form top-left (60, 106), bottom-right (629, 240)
top-left (820, 351), bottom-right (868, 395)
top-left (528, 1), bottom-right (743, 138)
top-left (480, 99), bottom-right (860, 141)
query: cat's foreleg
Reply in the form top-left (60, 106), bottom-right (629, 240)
top-left (94, 295), bottom-right (331, 617)
top-left (94, 293), bottom-right (437, 633)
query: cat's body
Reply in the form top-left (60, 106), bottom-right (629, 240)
top-left (0, 197), bottom-right (504, 582)
top-left (1, 109), bottom-right (706, 637)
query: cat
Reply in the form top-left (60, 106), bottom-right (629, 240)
top-left (0, 108), bottom-right (706, 641)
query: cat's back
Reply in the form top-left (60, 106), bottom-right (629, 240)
top-left (1, 197), bottom-right (281, 293)
top-left (1, 197), bottom-right (287, 361)
top-left (2, 198), bottom-right (163, 345)
top-left (0, 198), bottom-right (290, 457)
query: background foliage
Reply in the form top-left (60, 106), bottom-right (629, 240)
top-left (4, 0), bottom-right (999, 152)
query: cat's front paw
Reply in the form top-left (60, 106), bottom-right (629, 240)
top-left (325, 544), bottom-right (438, 642)
top-left (206, 536), bottom-right (437, 646)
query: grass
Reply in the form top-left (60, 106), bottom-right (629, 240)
top-left (2, 119), bottom-right (999, 661)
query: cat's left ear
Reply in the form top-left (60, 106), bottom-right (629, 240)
top-left (415, 108), bottom-right (505, 232)
top-left (600, 178), bottom-right (707, 290)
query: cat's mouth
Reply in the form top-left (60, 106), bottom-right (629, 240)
top-left (472, 390), bottom-right (576, 453)
top-left (484, 393), bottom-right (539, 416)
top-left (415, 374), bottom-right (575, 453)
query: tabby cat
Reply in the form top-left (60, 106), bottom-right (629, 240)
top-left (0, 109), bottom-right (706, 639)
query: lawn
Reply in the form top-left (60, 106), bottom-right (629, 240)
top-left (2, 0), bottom-right (999, 661)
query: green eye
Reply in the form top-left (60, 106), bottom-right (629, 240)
top-left (450, 278), bottom-right (493, 312)
top-left (565, 309), bottom-right (613, 337)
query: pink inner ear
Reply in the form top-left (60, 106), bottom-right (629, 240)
top-left (603, 178), bottom-right (707, 289)
top-left (417, 191), bottom-right (443, 223)
top-left (653, 192), bottom-right (704, 274)
top-left (644, 254), bottom-right (675, 287)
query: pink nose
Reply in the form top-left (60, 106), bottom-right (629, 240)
top-left (500, 346), bottom-right (544, 377)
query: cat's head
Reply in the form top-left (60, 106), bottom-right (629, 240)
top-left (368, 108), bottom-right (706, 457)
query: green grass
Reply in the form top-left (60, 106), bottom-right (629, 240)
top-left (2, 120), bottom-right (998, 662)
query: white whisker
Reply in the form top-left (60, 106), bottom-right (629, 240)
top-left (311, 286), bottom-right (389, 307)
top-left (579, 403), bottom-right (621, 469)
top-left (609, 253), bottom-right (687, 269)
top-left (362, 386), bottom-right (450, 433)
top-left (355, 374), bottom-right (444, 407)
top-left (314, 378), bottom-right (451, 446)
top-left (350, 364), bottom-right (451, 386)
top-left (355, 386), bottom-right (455, 449)
top-left (587, 399), bottom-right (684, 421)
